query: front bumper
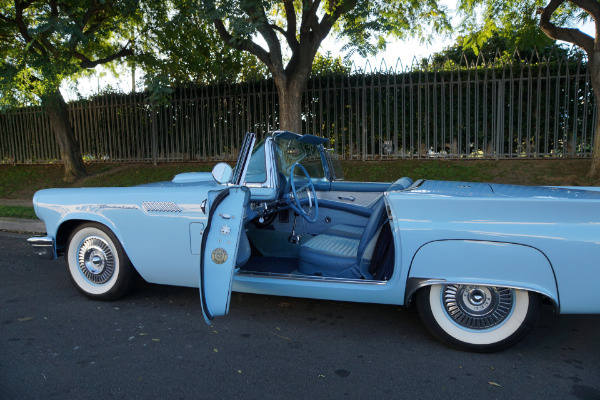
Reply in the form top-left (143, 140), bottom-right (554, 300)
top-left (27, 236), bottom-right (56, 260)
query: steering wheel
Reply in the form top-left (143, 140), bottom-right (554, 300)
top-left (284, 163), bottom-right (319, 223)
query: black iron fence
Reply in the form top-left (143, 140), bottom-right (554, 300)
top-left (0, 51), bottom-right (595, 164)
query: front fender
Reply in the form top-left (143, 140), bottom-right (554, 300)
top-left (405, 240), bottom-right (559, 309)
top-left (54, 214), bottom-right (123, 249)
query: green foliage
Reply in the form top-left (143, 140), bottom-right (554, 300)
top-left (198, 0), bottom-right (452, 132)
top-left (456, 0), bottom-right (587, 57)
top-left (129, 0), bottom-right (271, 105)
top-left (310, 52), bottom-right (352, 77)
top-left (202, 0), bottom-right (451, 60)
top-left (422, 35), bottom-right (587, 70)
top-left (335, 0), bottom-right (451, 58)
top-left (136, 0), bottom-right (268, 88)
top-left (0, 0), bottom-right (141, 107)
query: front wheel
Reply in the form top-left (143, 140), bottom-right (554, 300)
top-left (66, 223), bottom-right (138, 300)
top-left (416, 284), bottom-right (541, 352)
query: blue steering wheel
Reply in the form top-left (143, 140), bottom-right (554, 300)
top-left (284, 163), bottom-right (319, 223)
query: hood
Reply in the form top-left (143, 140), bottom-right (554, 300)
top-left (410, 180), bottom-right (600, 200)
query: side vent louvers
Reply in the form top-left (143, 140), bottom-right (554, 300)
top-left (142, 202), bottom-right (181, 213)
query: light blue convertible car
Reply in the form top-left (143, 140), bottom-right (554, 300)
top-left (29, 131), bottom-right (600, 352)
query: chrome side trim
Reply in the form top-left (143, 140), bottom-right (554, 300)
top-left (404, 277), bottom-right (559, 309)
top-left (236, 270), bottom-right (388, 285)
top-left (27, 236), bottom-right (56, 260)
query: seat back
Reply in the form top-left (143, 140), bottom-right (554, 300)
top-left (356, 197), bottom-right (388, 260)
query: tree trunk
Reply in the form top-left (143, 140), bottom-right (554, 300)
top-left (277, 84), bottom-right (303, 133)
top-left (43, 90), bottom-right (87, 182)
top-left (588, 54), bottom-right (600, 179)
top-left (590, 102), bottom-right (600, 179)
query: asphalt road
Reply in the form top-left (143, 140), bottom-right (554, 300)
top-left (2, 231), bottom-right (600, 400)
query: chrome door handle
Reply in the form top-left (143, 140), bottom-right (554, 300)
top-left (338, 196), bottom-right (355, 202)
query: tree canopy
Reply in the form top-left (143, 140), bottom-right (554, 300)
top-left (198, 0), bottom-right (451, 132)
top-left (136, 0), bottom-right (269, 93)
top-left (0, 0), bottom-right (141, 105)
top-left (0, 0), bottom-right (142, 179)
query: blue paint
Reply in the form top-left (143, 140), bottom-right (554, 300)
top-left (29, 132), bottom-right (600, 320)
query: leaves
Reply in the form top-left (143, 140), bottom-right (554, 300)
top-left (456, 0), bottom-right (587, 57)
top-left (136, 0), bottom-right (268, 88)
top-left (0, 0), bottom-right (140, 105)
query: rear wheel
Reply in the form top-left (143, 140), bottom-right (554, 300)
top-left (416, 284), bottom-right (541, 352)
top-left (66, 223), bottom-right (138, 300)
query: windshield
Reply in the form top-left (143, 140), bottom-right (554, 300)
top-left (273, 136), bottom-right (326, 180)
top-left (241, 133), bottom-right (334, 186)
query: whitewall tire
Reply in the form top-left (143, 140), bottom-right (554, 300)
top-left (66, 223), bottom-right (138, 300)
top-left (416, 284), bottom-right (541, 352)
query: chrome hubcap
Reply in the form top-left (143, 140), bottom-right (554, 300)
top-left (443, 285), bottom-right (513, 330)
top-left (78, 236), bottom-right (115, 284)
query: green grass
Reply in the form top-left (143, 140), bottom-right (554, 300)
top-left (343, 159), bottom-right (495, 183)
top-left (0, 159), bottom-right (597, 219)
top-left (0, 163), bottom-right (215, 198)
top-left (0, 205), bottom-right (37, 219)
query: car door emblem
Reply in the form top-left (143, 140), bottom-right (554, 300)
top-left (211, 248), bottom-right (228, 264)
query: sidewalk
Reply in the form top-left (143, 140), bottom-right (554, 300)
top-left (0, 218), bottom-right (45, 234)
top-left (0, 199), bottom-right (45, 234)
top-left (0, 199), bottom-right (33, 207)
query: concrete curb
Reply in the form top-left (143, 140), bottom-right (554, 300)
top-left (0, 218), bottom-right (45, 235)
top-left (0, 199), bottom-right (33, 207)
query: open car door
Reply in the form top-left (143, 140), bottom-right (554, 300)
top-left (199, 132), bottom-right (255, 324)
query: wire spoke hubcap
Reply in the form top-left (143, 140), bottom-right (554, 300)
top-left (443, 285), bottom-right (514, 330)
top-left (78, 236), bottom-right (115, 284)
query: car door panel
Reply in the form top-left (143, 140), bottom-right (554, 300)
top-left (199, 186), bottom-right (250, 324)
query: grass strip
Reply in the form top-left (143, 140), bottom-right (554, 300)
top-left (0, 205), bottom-right (37, 219)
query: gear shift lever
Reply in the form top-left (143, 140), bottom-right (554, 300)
top-left (288, 212), bottom-right (300, 244)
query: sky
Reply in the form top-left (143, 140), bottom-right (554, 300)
top-left (63, 22), bottom-right (454, 100)
top-left (62, 2), bottom-right (593, 101)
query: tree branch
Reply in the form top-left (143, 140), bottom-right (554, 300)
top-left (0, 11), bottom-right (15, 24)
top-left (11, 1), bottom-right (47, 56)
top-left (64, 3), bottom-right (108, 52)
top-left (242, 2), bottom-right (284, 69)
top-left (49, 0), bottom-right (58, 18)
top-left (73, 45), bottom-right (133, 69)
top-left (318, 0), bottom-right (356, 36)
top-left (570, 0), bottom-right (600, 18)
top-left (539, 0), bottom-right (594, 54)
top-left (300, 0), bottom-right (321, 34)
top-left (213, 18), bottom-right (270, 66)
top-left (282, 0), bottom-right (299, 52)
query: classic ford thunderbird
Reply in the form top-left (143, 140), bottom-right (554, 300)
top-left (28, 131), bottom-right (600, 352)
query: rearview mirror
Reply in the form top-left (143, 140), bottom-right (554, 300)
top-left (212, 163), bottom-right (232, 184)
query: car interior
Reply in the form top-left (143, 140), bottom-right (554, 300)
top-left (234, 132), bottom-right (413, 282)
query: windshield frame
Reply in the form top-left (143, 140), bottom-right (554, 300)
top-left (230, 132), bottom-right (256, 185)
top-left (242, 137), bottom-right (278, 189)
top-left (233, 131), bottom-right (341, 195)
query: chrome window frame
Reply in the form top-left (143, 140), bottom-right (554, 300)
top-left (243, 137), bottom-right (278, 190)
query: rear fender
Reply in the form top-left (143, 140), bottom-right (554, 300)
top-left (405, 240), bottom-right (559, 309)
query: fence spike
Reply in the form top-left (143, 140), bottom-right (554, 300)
top-left (0, 51), bottom-right (594, 163)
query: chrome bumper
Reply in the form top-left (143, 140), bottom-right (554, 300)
top-left (27, 236), bottom-right (56, 260)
